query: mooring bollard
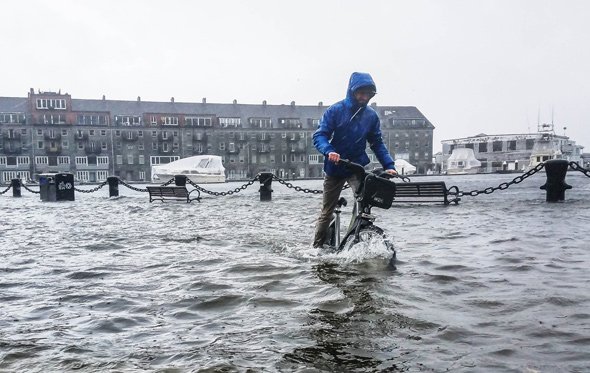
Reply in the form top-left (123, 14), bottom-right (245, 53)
top-left (107, 176), bottom-right (119, 197)
top-left (259, 172), bottom-right (273, 201)
top-left (175, 175), bottom-right (187, 187)
top-left (540, 159), bottom-right (572, 202)
top-left (11, 179), bottom-right (21, 198)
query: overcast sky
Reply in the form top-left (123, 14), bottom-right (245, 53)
top-left (2, 0), bottom-right (589, 152)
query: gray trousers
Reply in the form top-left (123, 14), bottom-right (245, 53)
top-left (313, 175), bottom-right (360, 248)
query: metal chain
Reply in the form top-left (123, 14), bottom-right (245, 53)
top-left (160, 177), bottom-right (175, 186)
top-left (186, 175), bottom-right (260, 196)
top-left (0, 184), bottom-right (12, 195)
top-left (272, 175), bottom-right (324, 194)
top-left (119, 179), bottom-right (148, 193)
top-left (452, 162), bottom-right (546, 197)
top-left (21, 183), bottom-right (41, 194)
top-left (74, 181), bottom-right (108, 194)
top-left (569, 161), bottom-right (590, 178)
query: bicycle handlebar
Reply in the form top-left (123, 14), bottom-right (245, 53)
top-left (338, 159), bottom-right (408, 181)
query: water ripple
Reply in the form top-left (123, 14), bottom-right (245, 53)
top-left (1, 175), bottom-right (589, 371)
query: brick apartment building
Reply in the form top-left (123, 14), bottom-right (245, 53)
top-left (0, 89), bottom-right (435, 183)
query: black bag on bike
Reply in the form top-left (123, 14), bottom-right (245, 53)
top-left (361, 174), bottom-right (396, 209)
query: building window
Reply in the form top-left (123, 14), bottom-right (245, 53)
top-left (0, 112), bottom-right (25, 124)
top-left (97, 170), bottom-right (108, 181)
top-left (43, 114), bottom-right (65, 124)
top-left (493, 141), bottom-right (503, 152)
top-left (526, 139), bottom-right (535, 150)
top-left (97, 156), bottom-right (109, 165)
top-left (36, 98), bottom-right (66, 110)
top-left (76, 171), bottom-right (90, 182)
top-left (185, 117), bottom-right (213, 127)
top-left (479, 143), bottom-right (488, 153)
top-left (249, 117), bottom-right (272, 128)
top-left (219, 117), bottom-right (241, 128)
top-left (162, 116), bottom-right (179, 126)
top-left (115, 115), bottom-right (141, 126)
top-left (309, 154), bottom-right (323, 164)
top-left (127, 155), bottom-right (134, 164)
top-left (75, 157), bottom-right (88, 165)
top-left (508, 140), bottom-right (516, 151)
top-left (279, 118), bottom-right (302, 129)
top-left (36, 129), bottom-right (43, 136)
top-left (139, 155), bottom-right (145, 164)
top-left (77, 114), bottom-right (107, 125)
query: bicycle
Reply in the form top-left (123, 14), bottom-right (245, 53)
top-left (324, 159), bottom-right (398, 267)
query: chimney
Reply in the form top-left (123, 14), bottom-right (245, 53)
top-left (262, 100), bottom-right (267, 106)
top-left (318, 101), bottom-right (323, 107)
top-left (137, 96), bottom-right (141, 102)
top-left (233, 99), bottom-right (237, 104)
top-left (102, 95), bottom-right (106, 101)
top-left (290, 101), bottom-right (296, 107)
top-left (371, 102), bottom-right (377, 107)
top-left (202, 97), bottom-right (207, 104)
top-left (30, 88), bottom-right (34, 95)
top-left (171, 97), bottom-right (175, 103)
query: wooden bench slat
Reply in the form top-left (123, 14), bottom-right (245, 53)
top-left (391, 181), bottom-right (460, 205)
top-left (146, 186), bottom-right (200, 203)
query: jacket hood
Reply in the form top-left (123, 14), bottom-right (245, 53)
top-left (345, 72), bottom-right (377, 108)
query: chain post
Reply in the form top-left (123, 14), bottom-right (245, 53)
top-left (174, 175), bottom-right (187, 187)
top-left (11, 179), bottom-right (22, 197)
top-left (107, 176), bottom-right (119, 197)
top-left (259, 172), bottom-right (274, 201)
top-left (541, 159), bottom-right (572, 202)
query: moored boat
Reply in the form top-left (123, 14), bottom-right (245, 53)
top-left (151, 155), bottom-right (226, 184)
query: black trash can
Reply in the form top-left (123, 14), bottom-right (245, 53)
top-left (38, 172), bottom-right (75, 201)
top-left (55, 173), bottom-right (75, 201)
top-left (39, 173), bottom-right (57, 202)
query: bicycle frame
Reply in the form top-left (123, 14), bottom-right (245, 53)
top-left (327, 159), bottom-right (394, 252)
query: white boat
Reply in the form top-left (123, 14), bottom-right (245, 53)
top-left (151, 155), bottom-right (226, 184)
top-left (394, 159), bottom-right (416, 175)
top-left (528, 132), bottom-right (563, 170)
top-left (447, 148), bottom-right (481, 175)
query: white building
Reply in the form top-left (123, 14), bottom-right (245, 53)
top-left (440, 125), bottom-right (584, 173)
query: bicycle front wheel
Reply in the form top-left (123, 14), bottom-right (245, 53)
top-left (341, 225), bottom-right (396, 267)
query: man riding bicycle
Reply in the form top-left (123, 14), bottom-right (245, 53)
top-left (312, 72), bottom-right (397, 248)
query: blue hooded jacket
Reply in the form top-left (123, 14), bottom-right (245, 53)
top-left (313, 72), bottom-right (395, 177)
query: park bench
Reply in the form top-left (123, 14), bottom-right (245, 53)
top-left (146, 186), bottom-right (201, 203)
top-left (392, 181), bottom-right (459, 205)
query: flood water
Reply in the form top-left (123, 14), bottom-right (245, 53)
top-left (1, 172), bottom-right (589, 372)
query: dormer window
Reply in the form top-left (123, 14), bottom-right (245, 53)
top-left (36, 98), bottom-right (66, 110)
